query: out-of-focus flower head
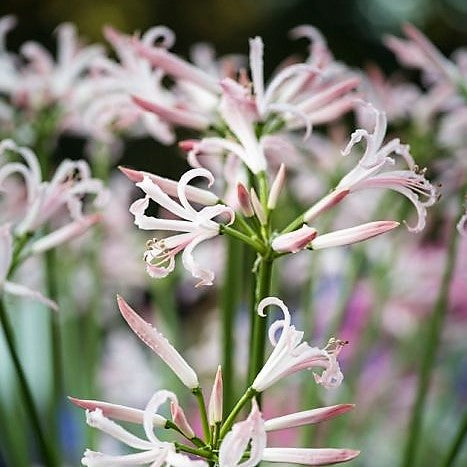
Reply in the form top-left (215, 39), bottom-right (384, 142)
top-left (0, 139), bottom-right (107, 235)
top-left (14, 23), bottom-right (103, 113)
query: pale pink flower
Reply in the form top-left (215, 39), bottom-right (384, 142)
top-left (81, 25), bottom-right (177, 144)
top-left (0, 139), bottom-right (107, 234)
top-left (251, 297), bottom-right (345, 392)
top-left (117, 296), bottom-right (199, 389)
top-left (304, 104), bottom-right (436, 232)
top-left (81, 390), bottom-right (207, 466)
top-left (219, 399), bottom-right (359, 466)
top-left (16, 23), bottom-right (103, 109)
top-left (248, 29), bottom-right (359, 131)
top-left (384, 23), bottom-right (462, 87)
top-left (0, 224), bottom-right (57, 310)
top-left (129, 168), bottom-right (233, 286)
top-left (218, 399), bottom-right (266, 467)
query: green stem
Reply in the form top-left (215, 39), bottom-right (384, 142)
top-left (221, 237), bottom-right (243, 416)
top-left (401, 217), bottom-right (461, 467)
top-left (174, 442), bottom-right (213, 459)
top-left (44, 248), bottom-right (63, 449)
top-left (0, 298), bottom-right (58, 467)
top-left (247, 257), bottom-right (274, 393)
top-left (193, 387), bottom-right (210, 442)
top-left (280, 214), bottom-right (305, 235)
top-left (440, 410), bottom-right (467, 467)
top-left (221, 225), bottom-right (265, 252)
top-left (220, 386), bottom-right (257, 438)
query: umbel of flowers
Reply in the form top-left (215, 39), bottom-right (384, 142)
top-left (71, 296), bottom-right (358, 465)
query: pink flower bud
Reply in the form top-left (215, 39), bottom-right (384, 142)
top-left (250, 188), bottom-right (267, 225)
top-left (271, 225), bottom-right (317, 253)
top-left (237, 183), bottom-right (254, 217)
top-left (178, 139), bottom-right (198, 152)
top-left (170, 401), bottom-right (195, 439)
top-left (311, 221), bottom-right (399, 249)
top-left (267, 163), bottom-right (286, 209)
top-left (208, 365), bottom-right (223, 425)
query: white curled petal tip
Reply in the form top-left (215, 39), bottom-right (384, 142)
top-left (143, 390), bottom-right (178, 444)
top-left (257, 296), bottom-right (289, 318)
top-left (141, 25), bottom-right (176, 48)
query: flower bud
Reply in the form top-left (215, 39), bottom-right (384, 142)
top-left (237, 183), bottom-right (254, 217)
top-left (311, 221), bottom-right (399, 249)
top-left (267, 163), bottom-right (286, 209)
top-left (250, 188), bottom-right (267, 225)
top-left (271, 225), bottom-right (317, 253)
top-left (208, 365), bottom-right (223, 425)
top-left (170, 401), bottom-right (195, 438)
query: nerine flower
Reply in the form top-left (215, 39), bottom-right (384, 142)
top-left (0, 139), bottom-right (107, 235)
top-left (129, 167), bottom-right (233, 286)
top-left (80, 390), bottom-right (207, 466)
top-left (16, 23), bottom-right (103, 109)
top-left (304, 104), bottom-right (436, 232)
top-left (0, 224), bottom-right (57, 310)
top-left (218, 400), bottom-right (359, 466)
top-left (82, 26), bottom-right (185, 144)
top-left (384, 23), bottom-right (462, 87)
top-left (252, 297), bottom-right (345, 392)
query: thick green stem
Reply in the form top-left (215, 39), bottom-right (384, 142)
top-left (401, 218), bottom-right (461, 467)
top-left (0, 298), bottom-right (58, 467)
top-left (221, 225), bottom-right (265, 253)
top-left (440, 410), bottom-right (467, 467)
top-left (220, 386), bottom-right (257, 439)
top-left (193, 387), bottom-right (210, 442)
top-left (247, 257), bottom-right (274, 392)
top-left (221, 237), bottom-right (243, 416)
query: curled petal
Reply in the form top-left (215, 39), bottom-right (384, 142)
top-left (143, 390), bottom-right (178, 444)
top-left (181, 231), bottom-right (218, 287)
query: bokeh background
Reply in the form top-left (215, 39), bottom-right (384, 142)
top-left (0, 1), bottom-right (466, 466)
top-left (2, 0), bottom-right (467, 177)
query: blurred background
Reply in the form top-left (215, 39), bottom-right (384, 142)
top-left (2, 0), bottom-right (467, 176)
top-left (0, 1), bottom-right (466, 466)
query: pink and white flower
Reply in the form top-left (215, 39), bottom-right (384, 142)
top-left (304, 104), bottom-right (436, 232)
top-left (218, 399), bottom-right (359, 466)
top-left (129, 168), bottom-right (233, 286)
top-left (252, 297), bottom-right (345, 392)
top-left (0, 139), bottom-right (107, 235)
top-left (82, 26), bottom-right (183, 144)
top-left (80, 390), bottom-right (207, 466)
top-left (15, 23), bottom-right (103, 110)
